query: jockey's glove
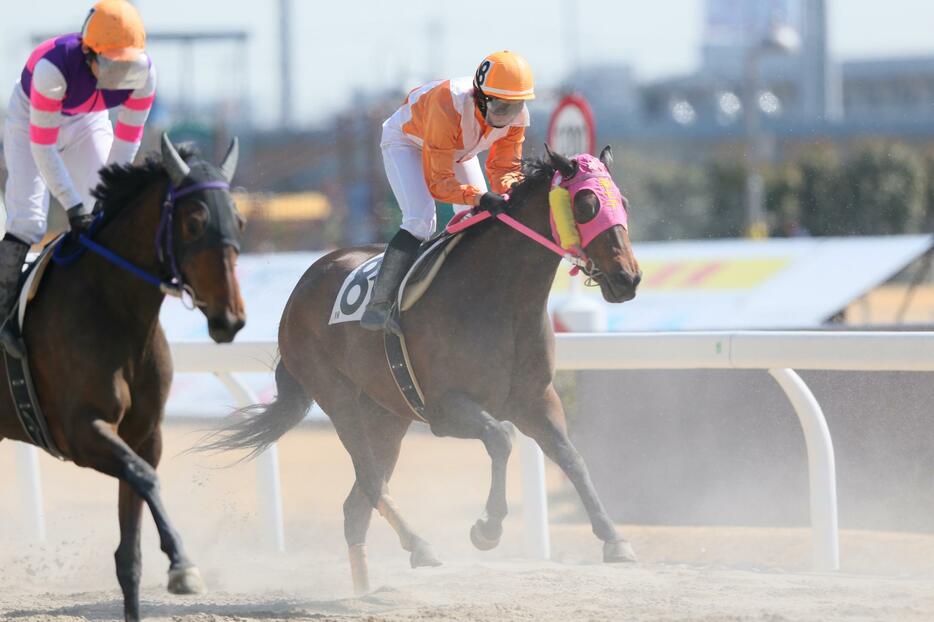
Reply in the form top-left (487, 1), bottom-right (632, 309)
top-left (66, 204), bottom-right (96, 238)
top-left (478, 192), bottom-right (509, 215)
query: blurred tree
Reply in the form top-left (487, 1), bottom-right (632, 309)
top-left (838, 142), bottom-right (924, 235)
top-left (920, 149), bottom-right (934, 233)
top-left (595, 139), bottom-right (933, 242)
top-left (795, 146), bottom-right (842, 236)
top-left (705, 159), bottom-right (746, 238)
top-left (766, 165), bottom-right (809, 237)
top-left (613, 151), bottom-right (709, 241)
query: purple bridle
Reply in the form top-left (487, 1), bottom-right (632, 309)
top-left (155, 180), bottom-right (230, 307)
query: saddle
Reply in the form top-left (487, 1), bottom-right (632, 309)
top-left (4, 236), bottom-right (66, 459)
top-left (398, 229), bottom-right (464, 312)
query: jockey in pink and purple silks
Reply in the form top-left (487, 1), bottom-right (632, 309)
top-left (0, 0), bottom-right (156, 357)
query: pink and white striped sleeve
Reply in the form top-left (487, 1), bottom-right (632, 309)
top-left (108, 62), bottom-right (157, 166)
top-left (28, 58), bottom-right (83, 209)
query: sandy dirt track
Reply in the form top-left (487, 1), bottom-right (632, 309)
top-left (1, 423), bottom-right (932, 621)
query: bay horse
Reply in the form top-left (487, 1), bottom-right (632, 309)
top-left (207, 146), bottom-right (641, 593)
top-left (0, 134), bottom-right (246, 621)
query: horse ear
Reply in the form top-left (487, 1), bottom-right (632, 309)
top-left (544, 143), bottom-right (577, 179)
top-left (161, 132), bottom-right (190, 187)
top-left (219, 137), bottom-right (239, 183)
top-left (599, 145), bottom-right (613, 169)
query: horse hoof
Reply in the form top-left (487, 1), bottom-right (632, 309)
top-left (603, 539), bottom-right (638, 563)
top-left (167, 565), bottom-right (207, 595)
top-left (470, 519), bottom-right (501, 551)
top-left (409, 540), bottom-right (442, 568)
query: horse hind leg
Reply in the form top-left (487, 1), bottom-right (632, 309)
top-left (343, 481), bottom-right (375, 594)
top-left (428, 391), bottom-right (513, 551)
top-left (332, 392), bottom-right (439, 595)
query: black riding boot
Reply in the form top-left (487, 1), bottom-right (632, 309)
top-left (0, 236), bottom-right (29, 359)
top-left (360, 229), bottom-right (421, 335)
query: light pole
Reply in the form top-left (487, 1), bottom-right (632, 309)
top-left (744, 23), bottom-right (799, 239)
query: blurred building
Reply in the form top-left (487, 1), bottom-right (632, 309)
top-left (567, 0), bottom-right (934, 156)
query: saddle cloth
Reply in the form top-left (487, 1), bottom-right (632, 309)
top-left (329, 230), bottom-right (463, 326)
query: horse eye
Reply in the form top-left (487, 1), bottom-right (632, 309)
top-left (575, 200), bottom-right (600, 224)
top-left (182, 202), bottom-right (209, 241)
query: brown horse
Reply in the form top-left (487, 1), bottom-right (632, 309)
top-left (0, 134), bottom-right (246, 621)
top-left (207, 146), bottom-right (641, 593)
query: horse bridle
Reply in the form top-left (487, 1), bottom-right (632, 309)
top-left (54, 179), bottom-right (231, 310)
top-left (155, 180), bottom-right (232, 308)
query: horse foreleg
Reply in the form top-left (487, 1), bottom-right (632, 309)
top-left (512, 386), bottom-right (637, 563)
top-left (73, 419), bottom-right (206, 600)
top-left (133, 427), bottom-right (205, 594)
top-left (429, 391), bottom-right (513, 551)
top-left (115, 479), bottom-right (144, 622)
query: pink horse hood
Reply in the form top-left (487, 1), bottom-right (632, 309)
top-left (551, 153), bottom-right (628, 249)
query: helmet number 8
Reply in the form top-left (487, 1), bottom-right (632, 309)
top-left (476, 60), bottom-right (491, 87)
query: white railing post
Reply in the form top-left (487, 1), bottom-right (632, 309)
top-left (15, 443), bottom-right (45, 542)
top-left (768, 368), bottom-right (839, 572)
top-left (518, 431), bottom-right (551, 559)
top-left (213, 372), bottom-right (286, 553)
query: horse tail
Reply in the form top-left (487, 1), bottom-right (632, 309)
top-left (198, 361), bottom-right (312, 460)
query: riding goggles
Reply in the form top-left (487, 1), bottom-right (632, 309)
top-left (484, 97), bottom-right (525, 128)
top-left (96, 52), bottom-right (150, 90)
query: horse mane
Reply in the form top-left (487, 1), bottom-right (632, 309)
top-left (508, 156), bottom-right (556, 205)
top-left (91, 146), bottom-right (199, 221)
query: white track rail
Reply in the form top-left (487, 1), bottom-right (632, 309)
top-left (15, 332), bottom-right (934, 571)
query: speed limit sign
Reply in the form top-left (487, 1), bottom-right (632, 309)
top-left (547, 93), bottom-right (596, 157)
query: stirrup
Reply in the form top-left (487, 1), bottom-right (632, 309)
top-left (360, 301), bottom-right (391, 331)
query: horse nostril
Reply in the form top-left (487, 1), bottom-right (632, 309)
top-left (616, 271), bottom-right (637, 290)
top-left (632, 271), bottom-right (642, 288)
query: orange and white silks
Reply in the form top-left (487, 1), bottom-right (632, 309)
top-left (381, 76), bottom-right (528, 240)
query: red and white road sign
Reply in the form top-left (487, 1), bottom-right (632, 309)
top-left (547, 93), bottom-right (596, 157)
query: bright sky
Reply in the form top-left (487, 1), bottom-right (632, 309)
top-left (1, 0), bottom-right (933, 127)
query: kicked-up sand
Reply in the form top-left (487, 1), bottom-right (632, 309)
top-left (1, 422), bottom-right (932, 621)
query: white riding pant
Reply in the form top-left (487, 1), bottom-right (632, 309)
top-left (381, 126), bottom-right (487, 241)
top-left (2, 86), bottom-right (112, 244)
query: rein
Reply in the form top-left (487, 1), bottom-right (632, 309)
top-left (446, 205), bottom-right (600, 281)
top-left (53, 180), bottom-right (230, 309)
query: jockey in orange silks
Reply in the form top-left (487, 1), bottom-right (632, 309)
top-left (361, 50), bottom-right (535, 334)
top-left (0, 0), bottom-right (155, 357)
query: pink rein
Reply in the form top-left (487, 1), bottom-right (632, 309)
top-left (445, 154), bottom-right (625, 277)
top-left (445, 206), bottom-right (590, 275)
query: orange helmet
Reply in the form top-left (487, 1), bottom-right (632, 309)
top-left (81, 0), bottom-right (146, 61)
top-left (473, 50), bottom-right (535, 101)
